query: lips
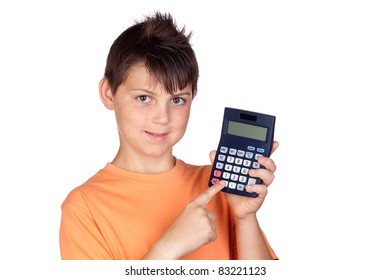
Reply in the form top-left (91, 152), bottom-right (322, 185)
top-left (145, 131), bottom-right (169, 141)
top-left (146, 131), bottom-right (168, 136)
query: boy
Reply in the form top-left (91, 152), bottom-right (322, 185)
top-left (60, 12), bottom-right (279, 260)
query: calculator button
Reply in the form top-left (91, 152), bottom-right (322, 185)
top-left (220, 180), bottom-right (228, 187)
top-left (216, 162), bottom-right (224, 169)
top-left (227, 156), bottom-right (235, 163)
top-left (257, 147), bottom-right (265, 153)
top-left (245, 152), bottom-right (254, 159)
top-left (225, 164), bottom-right (233, 171)
top-left (213, 170), bottom-right (222, 177)
top-left (252, 162), bottom-right (260, 168)
top-left (231, 174), bottom-right (239, 181)
top-left (228, 182), bottom-right (237, 189)
top-left (237, 184), bottom-right (245, 191)
top-left (229, 148), bottom-right (237, 155)
top-left (237, 150), bottom-right (245, 157)
top-left (243, 160), bottom-right (251, 167)
top-left (241, 168), bottom-right (249, 175)
top-left (255, 154), bottom-right (263, 160)
top-left (218, 154), bottom-right (226, 161)
top-left (233, 166), bottom-right (241, 173)
top-left (239, 176), bottom-right (247, 183)
top-left (220, 146), bottom-right (228, 153)
top-left (211, 178), bottom-right (220, 184)
top-left (222, 172), bottom-right (231, 180)
top-left (234, 158), bottom-right (243, 165)
top-left (247, 146), bottom-right (256, 151)
top-left (248, 178), bottom-right (257, 185)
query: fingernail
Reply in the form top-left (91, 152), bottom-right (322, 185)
top-left (219, 180), bottom-right (227, 187)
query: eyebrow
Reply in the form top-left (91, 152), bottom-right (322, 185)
top-left (129, 88), bottom-right (192, 97)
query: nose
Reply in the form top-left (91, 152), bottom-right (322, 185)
top-left (152, 103), bottom-right (170, 124)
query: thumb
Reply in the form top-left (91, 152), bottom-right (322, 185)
top-left (270, 141), bottom-right (279, 156)
top-left (209, 150), bottom-right (216, 165)
top-left (193, 181), bottom-right (225, 207)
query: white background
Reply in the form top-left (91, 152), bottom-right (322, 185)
top-left (0, 0), bottom-right (389, 279)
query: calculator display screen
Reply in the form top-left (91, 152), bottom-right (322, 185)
top-left (227, 121), bottom-right (267, 141)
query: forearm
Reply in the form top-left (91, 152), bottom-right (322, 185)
top-left (235, 214), bottom-right (273, 260)
top-left (142, 238), bottom-right (180, 260)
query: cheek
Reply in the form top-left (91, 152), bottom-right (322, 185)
top-left (115, 107), bottom-right (143, 131)
top-left (174, 108), bottom-right (191, 129)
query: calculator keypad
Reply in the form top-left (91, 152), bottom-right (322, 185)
top-left (210, 145), bottom-right (265, 196)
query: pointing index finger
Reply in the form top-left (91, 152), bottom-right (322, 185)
top-left (193, 181), bottom-right (225, 207)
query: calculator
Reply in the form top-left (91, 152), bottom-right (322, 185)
top-left (208, 107), bottom-right (276, 198)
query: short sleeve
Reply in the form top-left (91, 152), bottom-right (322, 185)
top-left (59, 190), bottom-right (114, 260)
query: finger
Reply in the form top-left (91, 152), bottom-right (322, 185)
top-left (207, 210), bottom-right (216, 221)
top-left (270, 141), bottom-right (279, 156)
top-left (193, 180), bottom-right (225, 207)
top-left (258, 156), bottom-right (277, 173)
top-left (246, 184), bottom-right (268, 199)
top-left (209, 217), bottom-right (216, 234)
top-left (209, 150), bottom-right (216, 164)
top-left (249, 169), bottom-right (275, 186)
top-left (207, 227), bottom-right (217, 244)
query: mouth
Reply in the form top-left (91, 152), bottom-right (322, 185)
top-left (145, 131), bottom-right (170, 141)
top-left (145, 131), bottom-right (168, 137)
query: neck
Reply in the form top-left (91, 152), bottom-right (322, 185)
top-left (111, 147), bottom-right (176, 174)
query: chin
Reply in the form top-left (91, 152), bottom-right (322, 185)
top-left (143, 147), bottom-right (173, 158)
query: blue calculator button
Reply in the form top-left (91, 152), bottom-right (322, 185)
top-left (257, 147), bottom-right (265, 153)
top-left (247, 146), bottom-right (256, 151)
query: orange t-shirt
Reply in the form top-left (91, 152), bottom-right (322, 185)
top-left (60, 159), bottom-right (276, 260)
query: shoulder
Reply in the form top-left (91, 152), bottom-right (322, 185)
top-left (177, 158), bottom-right (211, 171)
top-left (176, 159), bottom-right (211, 178)
top-left (61, 166), bottom-right (110, 208)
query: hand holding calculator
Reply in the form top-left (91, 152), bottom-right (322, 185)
top-left (208, 108), bottom-right (276, 198)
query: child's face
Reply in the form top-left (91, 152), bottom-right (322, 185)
top-left (110, 64), bottom-right (194, 159)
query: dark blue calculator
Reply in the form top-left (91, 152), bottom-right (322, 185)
top-left (208, 107), bottom-right (276, 198)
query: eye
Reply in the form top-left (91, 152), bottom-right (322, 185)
top-left (171, 97), bottom-right (186, 105)
top-left (136, 95), bottom-right (151, 103)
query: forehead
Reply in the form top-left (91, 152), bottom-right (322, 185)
top-left (123, 63), bottom-right (192, 95)
top-left (124, 63), bottom-right (155, 88)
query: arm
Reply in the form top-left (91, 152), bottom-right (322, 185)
top-left (234, 208), bottom-right (273, 259)
top-left (61, 183), bottom-right (225, 260)
top-left (60, 193), bottom-right (114, 259)
top-left (210, 141), bottom-right (279, 259)
top-left (143, 181), bottom-right (225, 260)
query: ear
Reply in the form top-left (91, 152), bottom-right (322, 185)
top-left (99, 77), bottom-right (115, 110)
top-left (192, 90), bottom-right (197, 99)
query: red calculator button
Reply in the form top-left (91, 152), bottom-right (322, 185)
top-left (211, 178), bottom-right (220, 184)
top-left (214, 170), bottom-right (222, 177)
